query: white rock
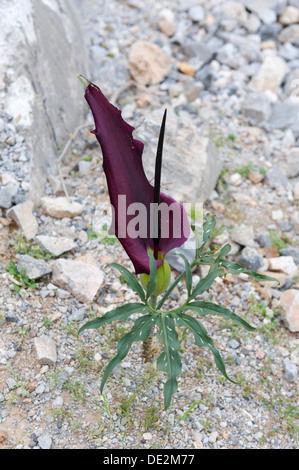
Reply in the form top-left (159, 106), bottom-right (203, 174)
top-left (249, 53), bottom-right (289, 94)
top-left (230, 173), bottom-right (243, 186)
top-left (34, 335), bottom-right (57, 365)
top-left (51, 259), bottom-right (104, 303)
top-left (271, 209), bottom-right (284, 221)
top-left (278, 24), bottom-right (299, 44)
top-left (158, 8), bottom-right (176, 37)
top-left (36, 235), bottom-right (76, 256)
top-left (268, 256), bottom-right (298, 278)
top-left (279, 6), bottom-right (299, 25)
top-left (208, 431), bottom-right (218, 444)
top-left (279, 289), bottom-right (299, 333)
top-left (7, 200), bottom-right (38, 240)
top-left (293, 182), bottom-right (299, 200)
top-left (129, 40), bottom-right (173, 85)
top-left (41, 197), bottom-right (83, 218)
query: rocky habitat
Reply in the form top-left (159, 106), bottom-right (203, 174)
top-left (0, 0), bottom-right (298, 450)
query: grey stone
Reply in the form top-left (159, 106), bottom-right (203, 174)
top-left (38, 433), bottom-right (52, 450)
top-left (0, 0), bottom-right (89, 207)
top-left (182, 41), bottom-right (216, 68)
top-left (238, 0), bottom-right (287, 14)
top-left (219, 32), bottom-right (261, 62)
top-left (280, 247), bottom-right (299, 265)
top-left (166, 243), bottom-right (196, 273)
top-left (17, 254), bottom-right (52, 280)
top-left (242, 92), bottom-right (272, 125)
top-left (283, 358), bottom-right (297, 382)
top-left (268, 102), bottom-right (299, 134)
top-left (230, 226), bottom-right (258, 247)
top-left (229, 339), bottom-right (240, 349)
top-left (69, 307), bottom-right (85, 322)
top-left (256, 8), bottom-right (277, 24)
top-left (0, 182), bottom-right (19, 209)
top-left (265, 166), bottom-right (289, 188)
top-left (188, 5), bottom-right (205, 23)
top-left (265, 167), bottom-right (290, 188)
top-left (6, 378), bottom-right (17, 390)
top-left (78, 160), bottom-right (91, 176)
top-left (256, 231), bottom-right (272, 247)
top-left (238, 247), bottom-right (264, 271)
top-left (135, 107), bottom-right (223, 203)
top-left (280, 148), bottom-right (299, 178)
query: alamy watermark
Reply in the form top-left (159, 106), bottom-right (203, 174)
top-left (100, 195), bottom-right (204, 251)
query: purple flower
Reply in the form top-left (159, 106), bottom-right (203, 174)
top-left (79, 76), bottom-right (190, 275)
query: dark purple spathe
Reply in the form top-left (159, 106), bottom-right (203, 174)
top-left (82, 78), bottom-right (190, 275)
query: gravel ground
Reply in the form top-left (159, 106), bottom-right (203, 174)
top-left (0, 0), bottom-right (298, 450)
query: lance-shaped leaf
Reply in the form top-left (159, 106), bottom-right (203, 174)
top-left (79, 76), bottom-right (190, 275)
top-left (219, 259), bottom-right (280, 283)
top-left (181, 301), bottom-right (255, 331)
top-left (195, 213), bottom-right (216, 257)
top-left (156, 314), bottom-right (182, 409)
top-left (100, 314), bottom-right (156, 393)
top-left (178, 253), bottom-right (192, 297)
top-left (78, 302), bottom-right (149, 335)
top-left (109, 262), bottom-right (146, 302)
top-left (189, 266), bottom-right (225, 300)
top-left (176, 312), bottom-right (237, 383)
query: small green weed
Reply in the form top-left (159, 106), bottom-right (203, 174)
top-left (87, 223), bottom-right (118, 245)
top-left (5, 260), bottom-right (37, 293)
top-left (269, 229), bottom-right (289, 253)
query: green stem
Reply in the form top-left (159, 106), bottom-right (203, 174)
top-left (142, 295), bottom-right (156, 362)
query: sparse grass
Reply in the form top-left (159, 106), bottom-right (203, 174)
top-left (269, 229), bottom-right (289, 253)
top-left (10, 231), bottom-right (57, 261)
top-left (5, 260), bottom-right (37, 293)
top-left (87, 223), bottom-right (118, 244)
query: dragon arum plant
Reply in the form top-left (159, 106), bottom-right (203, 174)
top-left (77, 76), bottom-right (278, 409)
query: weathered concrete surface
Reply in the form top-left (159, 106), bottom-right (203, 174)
top-left (0, 0), bottom-right (89, 206)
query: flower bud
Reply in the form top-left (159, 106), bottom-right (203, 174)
top-left (140, 258), bottom-right (171, 297)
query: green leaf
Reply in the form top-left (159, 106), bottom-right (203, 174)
top-left (182, 300), bottom-right (255, 331)
top-left (178, 254), bottom-right (192, 297)
top-left (196, 213), bottom-right (216, 256)
top-left (146, 251), bottom-right (158, 299)
top-left (219, 259), bottom-right (280, 283)
top-left (100, 314), bottom-right (156, 393)
top-left (110, 262), bottom-right (146, 301)
top-left (190, 266), bottom-right (225, 300)
top-left (78, 302), bottom-right (149, 335)
top-left (176, 312), bottom-right (238, 383)
top-left (156, 314), bottom-right (182, 409)
top-left (214, 243), bottom-right (232, 262)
